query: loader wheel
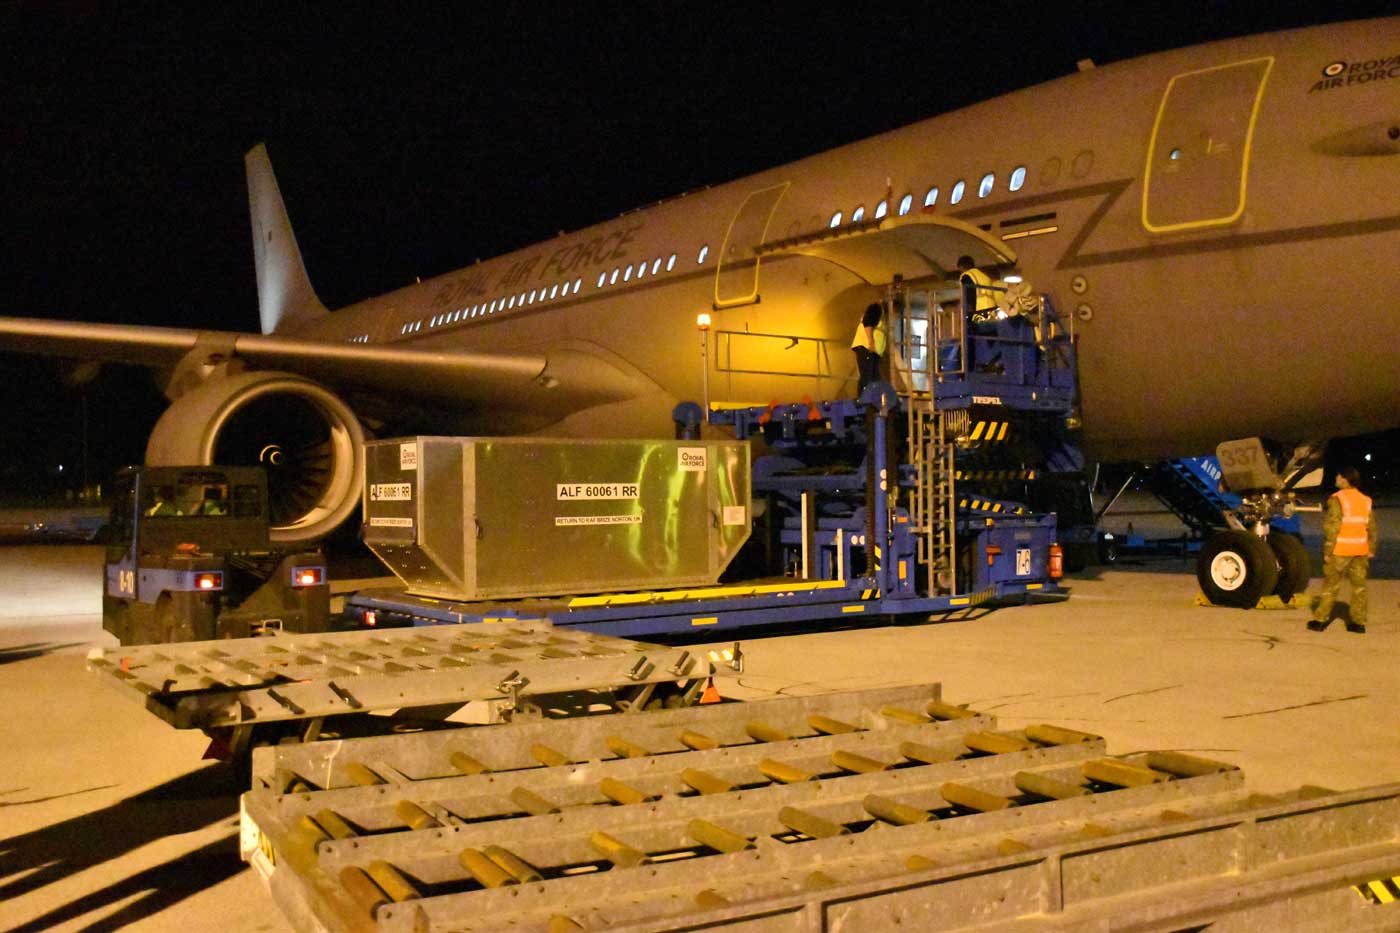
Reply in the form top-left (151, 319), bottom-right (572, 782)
top-left (153, 595), bottom-right (194, 644)
top-left (1268, 532), bottom-right (1310, 602)
top-left (1196, 530), bottom-right (1279, 608)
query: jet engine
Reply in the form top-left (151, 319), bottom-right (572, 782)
top-left (145, 371), bottom-right (365, 544)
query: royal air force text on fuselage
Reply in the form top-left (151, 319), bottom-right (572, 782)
top-left (1310, 54), bottom-right (1400, 92)
top-left (431, 223), bottom-right (645, 309)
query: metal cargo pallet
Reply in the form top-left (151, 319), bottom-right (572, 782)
top-left (87, 620), bottom-right (709, 731)
top-left (250, 683), bottom-right (951, 792)
top-left (240, 683), bottom-right (1400, 932)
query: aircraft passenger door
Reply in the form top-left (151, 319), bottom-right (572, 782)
top-left (714, 183), bottom-right (789, 308)
top-left (1142, 57), bottom-right (1273, 233)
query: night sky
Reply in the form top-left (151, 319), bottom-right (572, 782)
top-left (2, 4), bottom-right (1395, 496)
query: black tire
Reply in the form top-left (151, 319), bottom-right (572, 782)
top-left (152, 594), bottom-right (195, 644)
top-left (1062, 542), bottom-right (1092, 574)
top-left (1268, 532), bottom-right (1310, 602)
top-left (1196, 530), bottom-right (1279, 608)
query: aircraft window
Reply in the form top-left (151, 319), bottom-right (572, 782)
top-left (666, 253), bottom-right (677, 271)
top-left (899, 193), bottom-right (913, 215)
top-left (979, 173), bottom-right (995, 198)
top-left (573, 277), bottom-right (582, 293)
top-left (549, 284), bottom-right (559, 299)
top-left (597, 272), bottom-right (607, 288)
top-left (529, 290), bottom-right (538, 303)
top-left (1169, 148), bottom-right (1181, 161)
top-left (697, 245), bottom-right (709, 264)
top-left (489, 299), bottom-right (498, 312)
top-left (923, 187), bottom-right (938, 207)
top-left (874, 200), bottom-right (888, 219)
top-left (414, 321), bottom-right (421, 332)
top-left (651, 257), bottom-right (662, 275)
top-left (623, 265), bottom-right (633, 282)
top-left (951, 180), bottom-right (965, 205)
top-left (519, 291), bottom-right (528, 306)
top-left (610, 267), bottom-right (620, 284)
top-left (508, 295), bottom-right (516, 309)
top-left (852, 206), bottom-right (865, 223)
top-left (635, 260), bottom-right (647, 279)
top-left (829, 211), bottom-right (843, 227)
top-left (1009, 166), bottom-right (1026, 191)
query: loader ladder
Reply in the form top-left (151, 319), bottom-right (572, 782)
top-left (908, 398), bottom-right (956, 596)
top-left (888, 286), bottom-right (958, 597)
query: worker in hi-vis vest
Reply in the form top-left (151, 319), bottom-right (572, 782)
top-left (850, 302), bottom-right (885, 395)
top-left (957, 255), bottom-right (997, 371)
top-left (1309, 466), bottom-right (1378, 633)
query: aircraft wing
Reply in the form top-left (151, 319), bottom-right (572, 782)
top-left (0, 316), bottom-right (645, 415)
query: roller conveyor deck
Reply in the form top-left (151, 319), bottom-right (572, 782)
top-left (87, 620), bottom-right (710, 731)
top-left (238, 683), bottom-right (1400, 932)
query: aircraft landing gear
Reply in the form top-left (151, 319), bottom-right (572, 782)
top-left (1267, 532), bottom-right (1310, 602)
top-left (1196, 530), bottom-right (1278, 608)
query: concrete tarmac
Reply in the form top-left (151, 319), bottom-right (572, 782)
top-left (1, 504), bottom-right (1397, 931)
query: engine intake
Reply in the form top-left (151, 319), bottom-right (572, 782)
top-left (146, 372), bottom-right (364, 544)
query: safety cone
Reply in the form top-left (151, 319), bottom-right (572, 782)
top-left (700, 677), bottom-right (722, 704)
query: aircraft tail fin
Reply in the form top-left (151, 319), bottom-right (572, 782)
top-left (246, 143), bottom-right (329, 335)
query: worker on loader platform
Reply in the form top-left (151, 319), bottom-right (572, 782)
top-left (1308, 467), bottom-right (1377, 634)
top-left (957, 256), bottom-right (998, 371)
top-left (851, 301), bottom-right (885, 394)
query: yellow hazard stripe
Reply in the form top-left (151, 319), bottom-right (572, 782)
top-left (970, 422), bottom-right (986, 440)
top-left (1355, 876), bottom-right (1400, 903)
top-left (997, 422), bottom-right (1009, 441)
top-left (568, 579), bottom-right (848, 608)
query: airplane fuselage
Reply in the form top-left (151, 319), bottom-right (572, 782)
top-left (280, 18), bottom-right (1400, 458)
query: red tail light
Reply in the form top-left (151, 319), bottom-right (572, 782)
top-left (292, 565), bottom-right (325, 588)
top-left (1048, 544), bottom-right (1064, 579)
top-left (195, 572), bottom-right (223, 590)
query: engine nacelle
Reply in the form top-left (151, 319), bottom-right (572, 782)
top-left (146, 371), bottom-right (365, 544)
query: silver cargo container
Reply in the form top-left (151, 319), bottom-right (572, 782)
top-left (362, 437), bottom-right (752, 601)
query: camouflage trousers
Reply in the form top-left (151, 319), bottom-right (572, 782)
top-left (1312, 555), bottom-right (1370, 626)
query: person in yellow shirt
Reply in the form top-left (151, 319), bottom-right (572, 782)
top-left (957, 255), bottom-right (997, 371)
top-left (850, 301), bottom-right (886, 394)
top-left (1308, 467), bottom-right (1378, 633)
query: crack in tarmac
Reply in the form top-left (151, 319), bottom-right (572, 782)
top-left (0, 785), bottom-right (117, 809)
top-left (1104, 684), bottom-right (1183, 704)
top-left (1222, 694), bottom-right (1368, 720)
